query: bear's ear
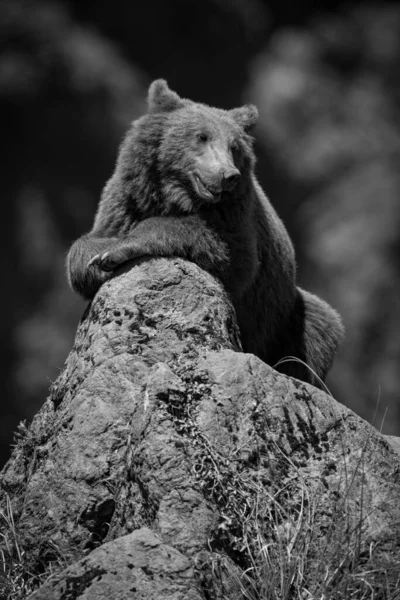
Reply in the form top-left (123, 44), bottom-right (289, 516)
top-left (230, 105), bottom-right (259, 132)
top-left (147, 79), bottom-right (185, 114)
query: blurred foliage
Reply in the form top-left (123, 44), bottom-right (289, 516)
top-left (1, 0), bottom-right (399, 466)
top-left (250, 5), bottom-right (400, 432)
top-left (0, 0), bottom-right (145, 465)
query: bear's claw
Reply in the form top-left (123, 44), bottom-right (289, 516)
top-left (87, 252), bottom-right (115, 271)
top-left (87, 254), bottom-right (101, 268)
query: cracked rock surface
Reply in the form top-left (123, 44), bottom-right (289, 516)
top-left (1, 257), bottom-right (400, 598)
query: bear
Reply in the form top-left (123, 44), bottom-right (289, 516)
top-left (67, 79), bottom-right (344, 387)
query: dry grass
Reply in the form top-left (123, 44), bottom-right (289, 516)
top-left (0, 494), bottom-right (38, 600)
top-left (0, 493), bottom-right (66, 600)
top-left (216, 469), bottom-right (400, 600)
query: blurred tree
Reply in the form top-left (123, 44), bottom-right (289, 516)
top-left (249, 5), bottom-right (400, 433)
top-left (67, 0), bottom-right (270, 107)
top-left (0, 0), bottom-right (146, 466)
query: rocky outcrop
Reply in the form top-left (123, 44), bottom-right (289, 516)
top-left (1, 258), bottom-right (400, 598)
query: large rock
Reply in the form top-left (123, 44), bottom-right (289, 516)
top-left (1, 257), bottom-right (399, 598)
top-left (29, 528), bottom-right (202, 600)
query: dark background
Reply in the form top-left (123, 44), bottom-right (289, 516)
top-left (1, 0), bottom-right (400, 468)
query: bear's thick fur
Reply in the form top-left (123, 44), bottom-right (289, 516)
top-left (67, 79), bottom-right (344, 385)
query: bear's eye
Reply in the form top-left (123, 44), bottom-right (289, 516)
top-left (198, 132), bottom-right (209, 142)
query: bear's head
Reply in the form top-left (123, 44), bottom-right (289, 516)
top-left (116, 79), bottom-right (259, 215)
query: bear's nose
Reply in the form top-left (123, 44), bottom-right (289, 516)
top-left (222, 168), bottom-right (241, 189)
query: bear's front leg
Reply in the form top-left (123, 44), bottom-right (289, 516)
top-left (88, 215), bottom-right (232, 287)
top-left (87, 241), bottom-right (146, 272)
